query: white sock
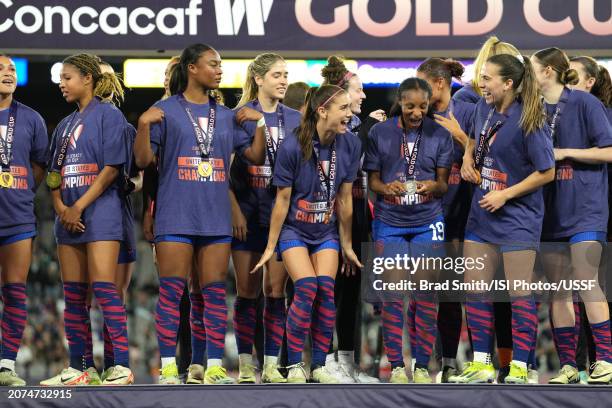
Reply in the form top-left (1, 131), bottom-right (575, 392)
top-left (442, 358), bottom-right (457, 369)
top-left (0, 359), bottom-right (15, 371)
top-left (238, 354), bottom-right (253, 366)
top-left (161, 357), bottom-right (175, 369)
top-left (207, 359), bottom-right (222, 368)
top-left (325, 353), bottom-right (336, 365)
top-left (512, 360), bottom-right (527, 370)
top-left (263, 356), bottom-right (278, 366)
top-left (411, 359), bottom-right (416, 373)
top-left (338, 350), bottom-right (354, 366)
top-left (473, 352), bottom-right (491, 365)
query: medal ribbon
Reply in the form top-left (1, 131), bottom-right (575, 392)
top-left (313, 139), bottom-right (337, 218)
top-left (178, 93), bottom-right (217, 158)
top-left (0, 100), bottom-right (18, 172)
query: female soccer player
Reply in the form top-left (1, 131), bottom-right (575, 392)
top-left (251, 85), bottom-right (362, 383)
top-left (454, 36), bottom-right (519, 104)
top-left (531, 48), bottom-right (612, 385)
top-left (320, 55), bottom-right (383, 383)
top-left (0, 54), bottom-right (48, 387)
top-left (417, 58), bottom-right (475, 382)
top-left (449, 54), bottom-right (555, 384)
top-left (230, 53), bottom-right (301, 383)
top-left (41, 53), bottom-right (133, 386)
top-left (364, 78), bottom-right (453, 383)
top-left (134, 43), bottom-right (265, 385)
top-left (569, 56), bottom-right (612, 119)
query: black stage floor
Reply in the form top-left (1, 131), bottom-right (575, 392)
top-left (2, 383), bottom-right (611, 408)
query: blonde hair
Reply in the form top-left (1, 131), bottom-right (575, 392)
top-left (162, 56), bottom-right (181, 100)
top-left (237, 53), bottom-right (285, 108)
top-left (471, 36), bottom-right (520, 96)
top-left (63, 53), bottom-right (124, 105)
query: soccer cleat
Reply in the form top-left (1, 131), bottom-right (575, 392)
top-left (324, 360), bottom-right (354, 383)
top-left (448, 362), bottom-right (495, 384)
top-left (237, 363), bottom-right (257, 384)
top-left (311, 366), bottom-right (340, 384)
top-left (549, 365), bottom-right (579, 384)
top-left (102, 365), bottom-right (134, 385)
top-left (504, 362), bottom-right (528, 384)
top-left (389, 366), bottom-right (409, 384)
top-left (339, 362), bottom-right (379, 383)
top-left (40, 367), bottom-right (89, 386)
top-left (588, 361), bottom-right (612, 385)
top-left (413, 367), bottom-right (432, 384)
top-left (0, 369), bottom-right (26, 386)
top-left (87, 367), bottom-right (101, 385)
top-left (101, 367), bottom-right (114, 383)
top-left (158, 362), bottom-right (181, 385)
top-left (527, 367), bottom-right (539, 384)
top-left (261, 363), bottom-right (287, 383)
top-left (439, 366), bottom-right (458, 383)
top-left (204, 366), bottom-right (235, 384)
top-left (286, 362), bottom-right (308, 383)
top-left (186, 364), bottom-right (204, 384)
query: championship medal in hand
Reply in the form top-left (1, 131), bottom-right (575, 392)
top-left (405, 178), bottom-right (417, 195)
top-left (198, 160), bottom-right (213, 178)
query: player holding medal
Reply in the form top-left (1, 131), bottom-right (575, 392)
top-left (230, 53), bottom-right (302, 383)
top-left (450, 54), bottom-right (555, 384)
top-left (250, 85), bottom-right (362, 383)
top-left (134, 43), bottom-right (265, 385)
top-left (41, 53), bottom-right (133, 386)
top-left (0, 54), bottom-right (48, 386)
top-left (364, 78), bottom-right (453, 383)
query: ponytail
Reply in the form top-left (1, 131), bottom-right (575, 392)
top-left (518, 56), bottom-right (546, 134)
top-left (169, 43), bottom-right (215, 96)
top-left (472, 36), bottom-right (520, 96)
top-left (295, 85), bottom-right (347, 161)
top-left (63, 53), bottom-right (124, 105)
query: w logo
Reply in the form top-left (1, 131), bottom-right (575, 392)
top-left (70, 125), bottom-right (83, 149)
top-left (214, 0), bottom-right (274, 36)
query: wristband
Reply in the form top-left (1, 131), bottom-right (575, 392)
top-left (257, 117), bottom-right (266, 128)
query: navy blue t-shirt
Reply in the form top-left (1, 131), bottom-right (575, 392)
top-left (0, 101), bottom-right (48, 236)
top-left (273, 131), bottom-right (361, 245)
top-left (453, 83), bottom-right (480, 104)
top-left (363, 116), bottom-right (453, 227)
top-left (466, 99), bottom-right (555, 245)
top-left (234, 101), bottom-right (301, 227)
top-left (51, 98), bottom-right (127, 244)
top-left (542, 89), bottom-right (612, 238)
top-left (150, 95), bottom-right (250, 237)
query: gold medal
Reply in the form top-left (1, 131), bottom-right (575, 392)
top-left (0, 171), bottom-right (13, 188)
top-left (198, 160), bottom-right (213, 178)
top-left (46, 171), bottom-right (62, 189)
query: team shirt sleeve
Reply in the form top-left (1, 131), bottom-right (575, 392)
top-left (343, 134), bottom-right (361, 184)
top-left (30, 112), bottom-right (49, 164)
top-left (584, 98), bottom-right (612, 148)
top-left (436, 131), bottom-right (454, 169)
top-left (363, 125), bottom-right (381, 172)
top-left (273, 138), bottom-right (297, 187)
top-left (526, 126), bottom-right (555, 172)
top-left (233, 116), bottom-right (252, 155)
top-left (102, 107), bottom-right (127, 167)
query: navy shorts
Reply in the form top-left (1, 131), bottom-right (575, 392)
top-left (0, 230), bottom-right (36, 246)
top-left (155, 234), bottom-right (233, 248)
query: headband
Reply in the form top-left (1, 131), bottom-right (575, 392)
top-left (317, 88), bottom-right (345, 110)
top-left (337, 71), bottom-right (355, 89)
